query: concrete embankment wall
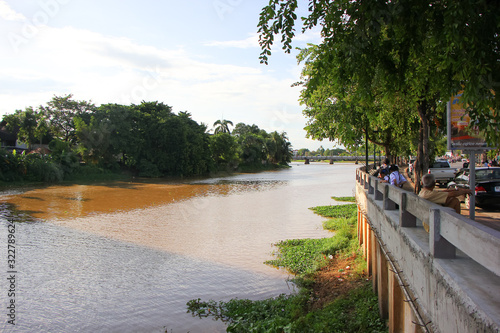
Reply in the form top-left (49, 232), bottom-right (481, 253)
top-left (355, 169), bottom-right (500, 333)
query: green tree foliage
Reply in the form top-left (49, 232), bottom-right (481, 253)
top-left (265, 131), bottom-right (293, 165)
top-left (213, 119), bottom-right (234, 134)
top-left (209, 132), bottom-right (240, 171)
top-left (1, 96), bottom-right (293, 182)
top-left (258, 0), bottom-right (500, 190)
top-left (2, 108), bottom-right (50, 150)
top-left (125, 102), bottom-right (213, 177)
top-left (92, 103), bottom-right (138, 166)
top-left (40, 94), bottom-right (96, 143)
top-left (232, 122), bottom-right (293, 168)
top-left (74, 116), bottom-right (114, 168)
top-left (297, 148), bottom-right (309, 156)
top-left (48, 139), bottom-right (80, 176)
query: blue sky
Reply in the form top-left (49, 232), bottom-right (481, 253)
top-left (0, 0), bottom-right (335, 150)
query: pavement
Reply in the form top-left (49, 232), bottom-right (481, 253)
top-left (467, 206), bottom-right (500, 232)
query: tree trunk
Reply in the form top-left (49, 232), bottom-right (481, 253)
top-left (415, 100), bottom-right (430, 193)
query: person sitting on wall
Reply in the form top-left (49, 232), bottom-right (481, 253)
top-left (378, 168), bottom-right (389, 182)
top-left (381, 158), bottom-right (390, 171)
top-left (418, 173), bottom-right (472, 214)
top-left (388, 164), bottom-right (413, 191)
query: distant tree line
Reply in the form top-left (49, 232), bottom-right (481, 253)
top-left (0, 94), bottom-right (293, 182)
top-left (297, 146), bottom-right (346, 157)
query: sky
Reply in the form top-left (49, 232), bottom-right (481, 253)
top-left (0, 0), bottom-right (336, 150)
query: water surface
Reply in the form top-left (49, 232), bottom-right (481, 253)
top-left (0, 163), bottom-right (357, 332)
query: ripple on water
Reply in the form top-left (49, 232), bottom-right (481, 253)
top-left (0, 164), bottom-right (358, 332)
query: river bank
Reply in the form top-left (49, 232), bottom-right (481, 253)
top-left (187, 200), bottom-right (387, 332)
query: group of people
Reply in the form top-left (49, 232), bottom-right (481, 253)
top-left (377, 159), bottom-right (413, 192)
top-left (376, 158), bottom-right (471, 215)
top-left (483, 159), bottom-right (499, 167)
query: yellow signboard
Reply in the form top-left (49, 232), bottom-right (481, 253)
top-left (447, 92), bottom-right (488, 149)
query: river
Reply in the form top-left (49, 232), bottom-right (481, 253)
top-left (0, 163), bottom-right (357, 332)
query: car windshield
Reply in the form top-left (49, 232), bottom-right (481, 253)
top-left (432, 162), bottom-right (449, 168)
top-left (475, 169), bottom-right (500, 180)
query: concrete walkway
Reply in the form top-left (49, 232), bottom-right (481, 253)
top-left (467, 206), bottom-right (500, 232)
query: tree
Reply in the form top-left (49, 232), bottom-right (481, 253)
top-left (74, 116), bottom-right (113, 167)
top-left (257, 0), bottom-right (499, 191)
top-left (297, 148), bottom-right (309, 156)
top-left (213, 119), bottom-right (234, 134)
top-left (92, 103), bottom-right (139, 167)
top-left (266, 131), bottom-right (293, 165)
top-left (40, 94), bottom-right (96, 143)
top-left (124, 102), bottom-right (212, 177)
top-left (232, 123), bottom-right (261, 137)
top-left (2, 108), bottom-right (49, 150)
top-left (210, 132), bottom-right (240, 170)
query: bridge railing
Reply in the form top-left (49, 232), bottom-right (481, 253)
top-left (356, 168), bottom-right (500, 276)
top-left (292, 155), bottom-right (384, 161)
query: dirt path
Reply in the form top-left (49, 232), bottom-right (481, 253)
top-left (309, 253), bottom-right (368, 310)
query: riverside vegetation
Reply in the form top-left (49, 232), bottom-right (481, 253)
top-left (187, 197), bottom-right (387, 332)
top-left (0, 95), bottom-right (293, 184)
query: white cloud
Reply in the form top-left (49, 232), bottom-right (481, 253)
top-left (1, 25), bottom-right (293, 114)
top-left (294, 27), bottom-right (322, 44)
top-left (0, 1), bottom-right (26, 21)
top-left (0, 22), bottom-right (329, 149)
top-left (203, 33), bottom-right (258, 49)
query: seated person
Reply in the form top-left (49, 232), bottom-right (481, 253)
top-left (378, 168), bottom-right (389, 182)
top-left (388, 165), bottom-right (413, 191)
top-left (418, 174), bottom-right (471, 214)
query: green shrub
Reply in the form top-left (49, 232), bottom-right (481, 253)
top-left (24, 154), bottom-right (64, 182)
top-left (138, 159), bottom-right (162, 178)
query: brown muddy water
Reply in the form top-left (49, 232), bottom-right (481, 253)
top-left (0, 163), bottom-right (357, 332)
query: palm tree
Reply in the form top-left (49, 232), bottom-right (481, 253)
top-left (213, 119), bottom-right (233, 135)
top-left (266, 131), bottom-right (293, 165)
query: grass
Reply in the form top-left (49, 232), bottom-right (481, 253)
top-left (187, 197), bottom-right (387, 332)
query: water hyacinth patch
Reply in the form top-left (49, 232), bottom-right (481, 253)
top-left (187, 196), bottom-right (387, 332)
top-left (309, 203), bottom-right (357, 219)
top-left (265, 237), bottom-right (351, 275)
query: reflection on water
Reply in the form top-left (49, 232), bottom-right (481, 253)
top-left (1, 179), bottom-right (286, 221)
top-left (0, 164), bottom-right (357, 332)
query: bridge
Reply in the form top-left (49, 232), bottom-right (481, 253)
top-left (293, 155), bottom-right (382, 161)
top-left (293, 155), bottom-right (386, 165)
top-left (355, 167), bottom-right (499, 332)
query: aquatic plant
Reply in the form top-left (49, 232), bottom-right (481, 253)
top-left (187, 196), bottom-right (387, 332)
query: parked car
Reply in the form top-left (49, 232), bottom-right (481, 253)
top-left (428, 160), bottom-right (457, 187)
top-left (447, 167), bottom-right (500, 209)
